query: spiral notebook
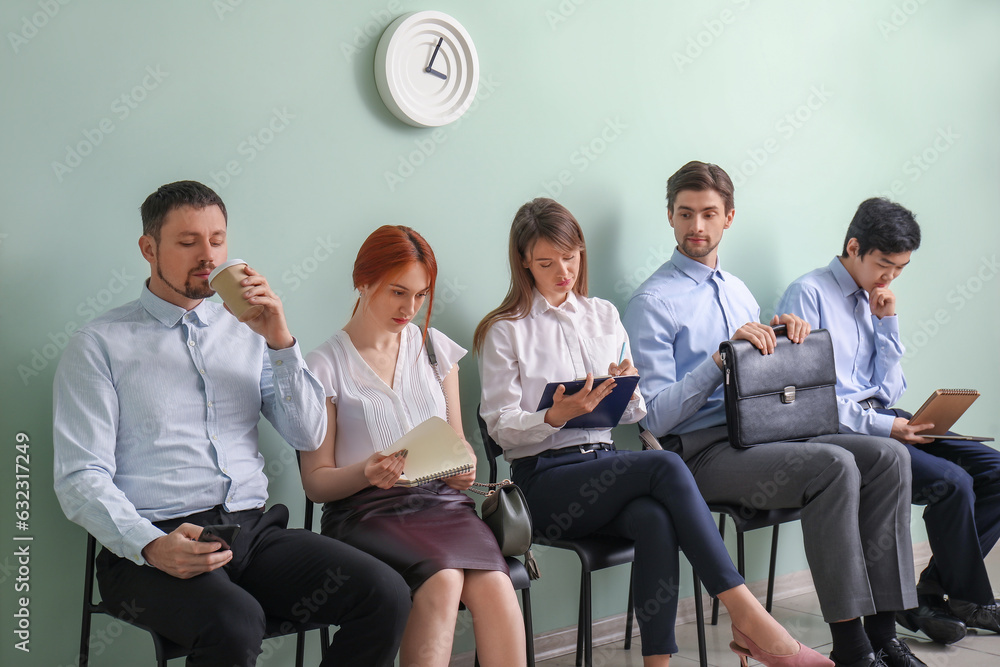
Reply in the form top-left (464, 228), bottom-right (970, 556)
top-left (908, 389), bottom-right (993, 441)
top-left (381, 416), bottom-right (475, 486)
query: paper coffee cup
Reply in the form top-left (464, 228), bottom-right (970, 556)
top-left (207, 259), bottom-right (265, 322)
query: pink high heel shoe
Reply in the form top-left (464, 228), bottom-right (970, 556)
top-left (730, 624), bottom-right (834, 667)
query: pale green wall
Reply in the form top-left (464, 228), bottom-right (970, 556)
top-left (2, 1), bottom-right (999, 665)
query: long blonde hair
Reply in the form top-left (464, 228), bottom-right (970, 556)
top-left (473, 198), bottom-right (588, 353)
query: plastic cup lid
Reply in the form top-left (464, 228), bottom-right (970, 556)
top-left (207, 259), bottom-right (248, 286)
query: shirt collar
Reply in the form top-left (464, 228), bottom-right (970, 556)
top-left (529, 288), bottom-right (580, 318)
top-left (139, 281), bottom-right (214, 328)
top-left (828, 257), bottom-right (864, 298)
top-left (670, 247), bottom-right (725, 284)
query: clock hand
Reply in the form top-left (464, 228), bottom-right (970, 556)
top-left (424, 37), bottom-right (447, 79)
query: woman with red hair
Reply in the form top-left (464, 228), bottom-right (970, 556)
top-left (300, 225), bottom-right (526, 667)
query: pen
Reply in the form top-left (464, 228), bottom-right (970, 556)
top-left (618, 342), bottom-right (626, 366)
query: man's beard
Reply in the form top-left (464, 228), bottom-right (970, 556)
top-left (680, 238), bottom-right (719, 259)
top-left (156, 261), bottom-right (215, 300)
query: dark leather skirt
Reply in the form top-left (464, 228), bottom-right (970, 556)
top-left (321, 481), bottom-right (508, 590)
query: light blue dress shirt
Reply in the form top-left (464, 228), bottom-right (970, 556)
top-left (53, 284), bottom-right (327, 564)
top-left (623, 248), bottom-right (759, 438)
top-left (777, 257), bottom-right (905, 438)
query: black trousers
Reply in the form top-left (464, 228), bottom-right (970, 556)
top-left (96, 504), bottom-right (411, 667)
top-left (512, 448), bottom-right (744, 656)
top-left (876, 407), bottom-right (1000, 604)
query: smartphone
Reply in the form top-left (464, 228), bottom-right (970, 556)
top-left (198, 524), bottom-right (241, 550)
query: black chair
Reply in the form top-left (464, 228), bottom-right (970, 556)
top-left (80, 503), bottom-right (330, 667)
top-left (477, 408), bottom-right (633, 667)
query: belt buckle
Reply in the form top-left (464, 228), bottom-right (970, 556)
top-left (579, 445), bottom-right (596, 454)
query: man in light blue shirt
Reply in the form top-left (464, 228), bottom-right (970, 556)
top-left (624, 162), bottom-right (922, 667)
top-left (779, 197), bottom-right (1000, 644)
top-left (53, 181), bottom-right (409, 667)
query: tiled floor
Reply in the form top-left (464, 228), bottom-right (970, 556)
top-left (538, 546), bottom-right (1000, 666)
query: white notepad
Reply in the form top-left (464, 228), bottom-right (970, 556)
top-left (381, 416), bottom-right (475, 486)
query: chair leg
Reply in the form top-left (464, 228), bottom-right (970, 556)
top-left (320, 627), bottom-right (330, 659)
top-left (576, 575), bottom-right (585, 667)
top-left (474, 650), bottom-right (481, 667)
top-left (80, 608), bottom-right (92, 667)
top-left (693, 568), bottom-right (708, 667)
top-left (522, 587), bottom-right (535, 667)
top-left (624, 565), bottom-right (634, 651)
top-left (295, 629), bottom-right (305, 667)
top-left (766, 524), bottom-right (780, 612)
top-left (583, 571), bottom-right (593, 667)
top-left (711, 514), bottom-right (727, 626)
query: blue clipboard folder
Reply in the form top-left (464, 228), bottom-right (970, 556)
top-left (535, 375), bottom-right (641, 429)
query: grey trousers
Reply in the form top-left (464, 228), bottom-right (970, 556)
top-left (674, 426), bottom-right (917, 622)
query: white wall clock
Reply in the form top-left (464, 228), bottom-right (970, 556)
top-left (374, 11), bottom-right (479, 128)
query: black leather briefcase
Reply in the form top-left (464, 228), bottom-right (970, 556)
top-left (719, 325), bottom-right (839, 448)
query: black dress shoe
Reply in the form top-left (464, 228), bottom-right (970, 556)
top-left (948, 599), bottom-right (1000, 633)
top-left (896, 596), bottom-right (967, 644)
top-left (871, 638), bottom-right (927, 667)
top-left (830, 651), bottom-right (888, 667)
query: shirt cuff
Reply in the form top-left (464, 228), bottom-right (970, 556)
top-left (872, 314), bottom-right (899, 334)
top-left (267, 339), bottom-right (306, 376)
top-left (873, 411), bottom-right (896, 439)
top-left (693, 355), bottom-right (725, 391)
top-left (524, 408), bottom-right (563, 435)
top-left (124, 522), bottom-right (169, 566)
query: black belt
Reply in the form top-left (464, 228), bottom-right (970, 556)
top-left (536, 443), bottom-right (616, 458)
top-left (858, 397), bottom-right (884, 410)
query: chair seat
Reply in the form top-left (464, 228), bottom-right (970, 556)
top-left (708, 504), bottom-right (802, 533)
top-left (546, 536), bottom-right (635, 572)
top-left (92, 599), bottom-right (327, 661)
top-left (507, 556), bottom-right (531, 590)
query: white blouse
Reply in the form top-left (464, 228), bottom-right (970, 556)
top-left (478, 290), bottom-right (647, 461)
top-left (306, 324), bottom-right (466, 468)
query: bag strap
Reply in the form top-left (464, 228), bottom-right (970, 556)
top-left (424, 330), bottom-right (450, 424)
top-left (467, 479), bottom-right (513, 497)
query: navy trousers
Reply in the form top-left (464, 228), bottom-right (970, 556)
top-left (877, 408), bottom-right (1000, 604)
top-left (96, 504), bottom-right (411, 667)
top-left (512, 448), bottom-right (744, 656)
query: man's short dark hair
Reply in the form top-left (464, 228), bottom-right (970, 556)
top-left (666, 161), bottom-right (735, 214)
top-left (841, 197), bottom-right (920, 258)
top-left (140, 181), bottom-right (227, 242)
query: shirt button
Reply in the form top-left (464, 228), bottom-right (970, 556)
top-left (221, 467), bottom-right (228, 474)
top-left (285, 396), bottom-right (292, 401)
top-left (275, 360), bottom-right (283, 366)
top-left (207, 401), bottom-right (213, 407)
top-left (212, 435), bottom-right (218, 440)
top-left (199, 369), bottom-right (206, 374)
top-left (188, 341), bottom-right (196, 347)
